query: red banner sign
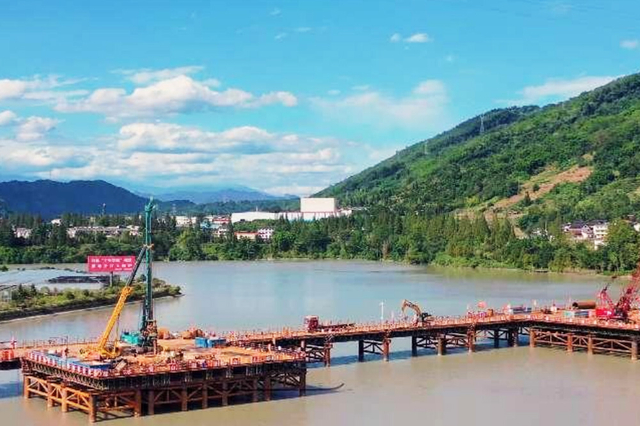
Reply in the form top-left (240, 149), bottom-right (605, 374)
top-left (87, 256), bottom-right (136, 273)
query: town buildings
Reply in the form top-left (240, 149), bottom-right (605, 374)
top-left (230, 197), bottom-right (352, 224)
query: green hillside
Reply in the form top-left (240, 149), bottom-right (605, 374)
top-left (319, 73), bottom-right (640, 230)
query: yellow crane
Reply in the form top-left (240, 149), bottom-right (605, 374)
top-left (85, 246), bottom-right (148, 359)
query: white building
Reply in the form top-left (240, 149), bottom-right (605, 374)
top-left (213, 226), bottom-right (230, 239)
top-left (300, 197), bottom-right (336, 213)
top-left (231, 211), bottom-right (277, 223)
top-left (175, 216), bottom-right (197, 228)
top-left (50, 218), bottom-right (62, 225)
top-left (13, 227), bottom-right (32, 239)
top-left (230, 197), bottom-right (352, 223)
top-left (257, 228), bottom-right (274, 241)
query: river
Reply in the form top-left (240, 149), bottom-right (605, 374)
top-left (1, 260), bottom-right (638, 426)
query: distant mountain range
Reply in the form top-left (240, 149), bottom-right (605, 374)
top-left (0, 180), bottom-right (290, 219)
top-left (0, 180), bottom-right (148, 218)
top-left (155, 187), bottom-right (286, 204)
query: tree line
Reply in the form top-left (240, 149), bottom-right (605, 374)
top-left (2, 209), bottom-right (639, 273)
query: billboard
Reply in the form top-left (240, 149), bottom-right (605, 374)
top-left (87, 256), bottom-right (136, 273)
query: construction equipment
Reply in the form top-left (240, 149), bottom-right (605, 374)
top-left (304, 316), bottom-right (354, 333)
top-left (596, 260), bottom-right (640, 322)
top-left (83, 199), bottom-right (158, 359)
top-left (400, 299), bottom-right (432, 325)
top-left (87, 245), bottom-right (148, 359)
top-left (138, 199), bottom-right (158, 352)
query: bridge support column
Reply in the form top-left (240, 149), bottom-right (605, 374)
top-left (467, 332), bottom-right (476, 353)
top-left (46, 380), bottom-right (54, 408)
top-left (512, 329), bottom-right (519, 347)
top-left (264, 377), bottom-right (272, 401)
top-left (202, 386), bottom-right (208, 409)
top-left (437, 336), bottom-right (446, 356)
top-left (23, 376), bottom-right (30, 399)
top-left (382, 338), bottom-right (390, 362)
top-left (324, 344), bottom-right (331, 367)
top-left (632, 339), bottom-right (638, 361)
top-left (88, 394), bottom-right (97, 423)
top-left (61, 385), bottom-right (68, 413)
top-left (529, 329), bottom-right (536, 348)
top-left (567, 333), bottom-right (573, 353)
top-left (222, 381), bottom-right (228, 406)
top-left (253, 378), bottom-right (259, 403)
top-left (134, 390), bottom-right (142, 417)
top-left (587, 336), bottom-right (594, 355)
top-left (358, 340), bottom-right (365, 362)
top-left (147, 390), bottom-right (155, 415)
top-left (411, 336), bottom-right (418, 357)
top-left (299, 371), bottom-right (306, 396)
top-left (181, 386), bottom-right (188, 411)
top-left (493, 331), bottom-right (500, 348)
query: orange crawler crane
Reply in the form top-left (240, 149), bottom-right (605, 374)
top-left (596, 259), bottom-right (640, 322)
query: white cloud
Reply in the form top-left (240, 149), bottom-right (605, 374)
top-left (445, 54), bottom-right (455, 62)
top-left (16, 116), bottom-right (60, 141)
top-left (0, 111), bottom-right (60, 140)
top-left (405, 33), bottom-right (431, 43)
top-left (504, 75), bottom-right (618, 105)
top-left (114, 66), bottom-right (205, 84)
top-left (352, 85), bottom-right (370, 91)
top-left (56, 75), bottom-right (297, 118)
top-left (0, 75), bottom-right (84, 102)
top-left (390, 33), bottom-right (432, 43)
top-left (295, 27), bottom-right (311, 33)
top-left (270, 8), bottom-right (281, 16)
top-left (413, 80), bottom-right (446, 96)
top-left (275, 32), bottom-right (287, 40)
top-left (0, 138), bottom-right (79, 169)
top-left (327, 89), bottom-right (341, 96)
top-left (201, 78), bottom-right (222, 88)
top-left (0, 119), bottom-right (377, 196)
top-left (0, 110), bottom-right (17, 126)
top-left (621, 39), bottom-right (639, 50)
top-left (311, 79), bottom-right (449, 131)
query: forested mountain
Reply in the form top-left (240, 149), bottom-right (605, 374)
top-left (0, 180), bottom-right (148, 218)
top-left (319, 73), bottom-right (640, 232)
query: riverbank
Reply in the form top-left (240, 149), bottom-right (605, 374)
top-left (0, 279), bottom-right (182, 322)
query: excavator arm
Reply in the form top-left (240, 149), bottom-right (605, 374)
top-left (401, 299), bottom-right (431, 324)
top-left (94, 246), bottom-right (148, 358)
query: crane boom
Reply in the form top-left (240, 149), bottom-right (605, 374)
top-left (95, 245), bottom-right (147, 357)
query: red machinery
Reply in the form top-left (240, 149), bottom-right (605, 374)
top-left (304, 316), bottom-right (354, 333)
top-left (596, 261), bottom-right (640, 321)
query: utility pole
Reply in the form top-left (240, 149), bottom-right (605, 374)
top-left (480, 115), bottom-right (485, 135)
top-left (380, 302), bottom-right (384, 322)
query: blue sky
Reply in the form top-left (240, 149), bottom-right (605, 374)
top-left (0, 0), bottom-right (639, 195)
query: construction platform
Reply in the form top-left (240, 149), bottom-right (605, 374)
top-left (6, 310), bottom-right (640, 422)
top-left (21, 340), bottom-right (306, 422)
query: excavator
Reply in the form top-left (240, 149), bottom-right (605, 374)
top-left (400, 299), bottom-right (432, 325)
top-left (80, 245), bottom-right (148, 360)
